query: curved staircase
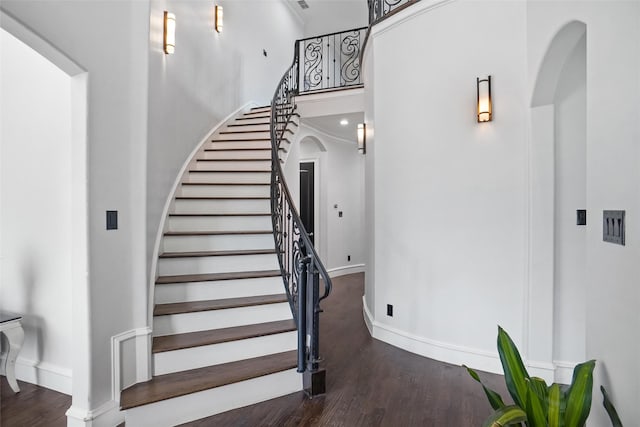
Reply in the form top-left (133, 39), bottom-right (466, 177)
top-left (121, 106), bottom-right (301, 427)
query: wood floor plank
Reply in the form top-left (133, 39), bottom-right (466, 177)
top-left (120, 350), bottom-right (297, 410)
top-left (153, 293), bottom-right (288, 316)
top-left (156, 270), bottom-right (281, 284)
top-left (153, 319), bottom-right (296, 353)
top-left (180, 273), bottom-right (510, 426)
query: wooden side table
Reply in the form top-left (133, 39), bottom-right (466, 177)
top-left (0, 312), bottom-right (24, 393)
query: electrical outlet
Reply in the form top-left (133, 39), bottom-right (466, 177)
top-left (338, 211), bottom-right (343, 217)
top-left (347, 255), bottom-right (351, 262)
top-left (106, 210), bottom-right (118, 230)
top-left (577, 209), bottom-right (586, 226)
top-left (387, 304), bottom-right (393, 317)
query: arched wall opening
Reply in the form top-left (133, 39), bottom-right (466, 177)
top-left (528, 20), bottom-right (587, 381)
top-left (0, 8), bottom-right (90, 415)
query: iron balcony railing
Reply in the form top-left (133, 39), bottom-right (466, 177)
top-left (298, 28), bottom-right (367, 94)
top-left (368, 0), bottom-right (419, 24)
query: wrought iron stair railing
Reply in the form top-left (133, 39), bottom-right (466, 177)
top-left (269, 27), bottom-right (365, 396)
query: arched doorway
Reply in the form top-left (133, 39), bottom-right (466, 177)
top-left (529, 21), bottom-right (587, 382)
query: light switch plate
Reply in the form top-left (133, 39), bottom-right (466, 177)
top-left (603, 210), bottom-right (624, 245)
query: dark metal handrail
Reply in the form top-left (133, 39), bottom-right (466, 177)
top-left (368, 0), bottom-right (420, 24)
top-left (269, 40), bottom-right (332, 396)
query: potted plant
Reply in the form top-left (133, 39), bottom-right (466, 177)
top-left (465, 326), bottom-right (623, 427)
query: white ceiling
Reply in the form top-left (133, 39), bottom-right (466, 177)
top-left (302, 112), bottom-right (364, 143)
top-left (286, 0), bottom-right (368, 37)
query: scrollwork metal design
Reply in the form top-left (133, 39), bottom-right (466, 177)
top-left (297, 28), bottom-right (366, 94)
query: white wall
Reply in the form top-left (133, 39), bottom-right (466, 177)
top-left (365, 0), bottom-right (528, 368)
top-left (147, 0), bottom-right (303, 280)
top-left (363, 0), bottom-right (640, 423)
top-left (527, 2), bottom-right (640, 424)
top-left (0, 28), bottom-right (73, 394)
top-left (1, 0), bottom-right (150, 412)
top-left (298, 129), bottom-right (365, 274)
top-left (1, 0), bottom-right (303, 419)
top-left (552, 34), bottom-right (586, 364)
top-left (299, 0), bottom-right (368, 37)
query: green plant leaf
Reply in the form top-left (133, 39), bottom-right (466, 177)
top-left (548, 383), bottom-right (565, 427)
top-left (564, 360), bottom-right (595, 427)
top-left (525, 380), bottom-right (547, 427)
top-left (530, 377), bottom-right (549, 417)
top-left (464, 365), bottom-right (506, 410)
top-left (601, 385), bottom-right (623, 427)
top-left (482, 405), bottom-right (528, 427)
top-left (497, 326), bottom-right (530, 408)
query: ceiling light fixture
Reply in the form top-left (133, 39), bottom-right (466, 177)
top-left (340, 119), bottom-right (349, 126)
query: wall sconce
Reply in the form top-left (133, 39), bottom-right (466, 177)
top-left (215, 5), bottom-right (223, 33)
top-left (476, 75), bottom-right (492, 122)
top-left (163, 11), bottom-right (176, 54)
top-left (357, 123), bottom-right (366, 154)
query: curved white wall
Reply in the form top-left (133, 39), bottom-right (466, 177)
top-left (0, 28), bottom-right (73, 393)
top-left (364, 0), bottom-right (640, 424)
top-left (364, 0), bottom-right (529, 373)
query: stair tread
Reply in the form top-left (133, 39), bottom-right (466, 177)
top-left (228, 122), bottom-right (270, 127)
top-left (160, 249), bottom-right (275, 258)
top-left (181, 182), bottom-right (270, 186)
top-left (120, 350), bottom-right (297, 410)
top-left (164, 230), bottom-right (272, 236)
top-left (156, 270), bottom-right (281, 284)
top-left (196, 158), bottom-right (270, 162)
top-left (236, 115), bottom-right (270, 120)
top-left (154, 293), bottom-right (288, 316)
top-left (203, 147), bottom-right (271, 151)
top-left (189, 170), bottom-right (271, 173)
top-left (152, 319), bottom-right (295, 353)
top-left (168, 212), bottom-right (270, 216)
top-left (175, 196), bottom-right (269, 200)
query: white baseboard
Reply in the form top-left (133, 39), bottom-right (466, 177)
top-left (361, 295), bottom-right (374, 336)
top-left (66, 400), bottom-right (123, 427)
top-left (360, 297), bottom-right (577, 381)
top-left (0, 355), bottom-right (72, 395)
top-left (327, 264), bottom-right (365, 278)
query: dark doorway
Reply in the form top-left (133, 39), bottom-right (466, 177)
top-left (300, 162), bottom-right (315, 244)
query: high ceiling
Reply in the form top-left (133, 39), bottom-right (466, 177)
top-left (285, 0), bottom-right (369, 37)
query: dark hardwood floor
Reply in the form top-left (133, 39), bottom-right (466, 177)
top-left (182, 272), bottom-right (509, 426)
top-left (0, 378), bottom-right (70, 426)
top-left (0, 273), bottom-right (508, 426)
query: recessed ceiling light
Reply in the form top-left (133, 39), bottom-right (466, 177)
top-left (340, 119), bottom-right (349, 126)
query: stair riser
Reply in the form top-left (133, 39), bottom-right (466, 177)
top-left (158, 253), bottom-right (279, 276)
top-left (167, 216), bottom-right (271, 232)
top-left (178, 184), bottom-right (269, 198)
top-left (185, 171), bottom-right (270, 184)
top-left (124, 369), bottom-right (301, 427)
top-left (201, 150), bottom-right (271, 160)
top-left (226, 124), bottom-right (270, 132)
top-left (153, 331), bottom-right (297, 375)
top-left (232, 117), bottom-right (271, 125)
top-left (153, 303), bottom-right (292, 336)
top-left (207, 140), bottom-right (271, 150)
top-left (162, 234), bottom-right (273, 253)
top-left (154, 277), bottom-right (284, 304)
top-left (193, 160), bottom-right (270, 171)
top-left (172, 198), bottom-right (269, 214)
top-left (216, 131), bottom-right (270, 140)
